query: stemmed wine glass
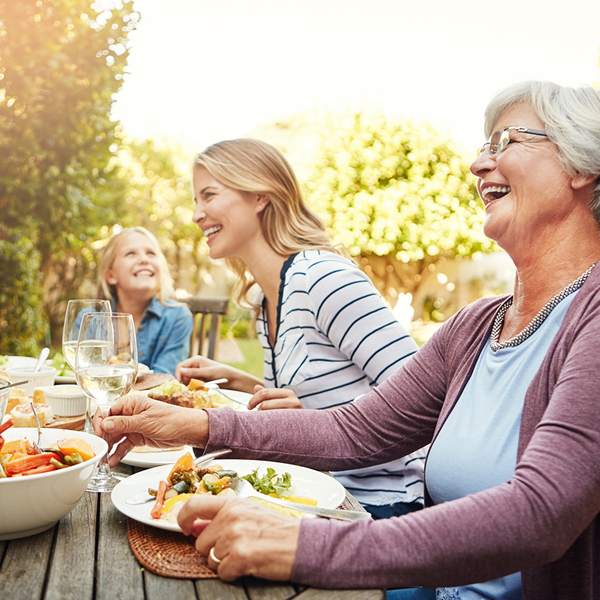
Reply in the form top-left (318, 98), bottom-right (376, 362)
top-left (75, 312), bottom-right (138, 492)
top-left (62, 300), bottom-right (112, 433)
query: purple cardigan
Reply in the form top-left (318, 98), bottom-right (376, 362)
top-left (204, 265), bottom-right (600, 599)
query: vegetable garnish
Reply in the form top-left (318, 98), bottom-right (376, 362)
top-left (242, 467), bottom-right (292, 498)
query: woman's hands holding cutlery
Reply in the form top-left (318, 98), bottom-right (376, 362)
top-left (178, 493), bottom-right (300, 581)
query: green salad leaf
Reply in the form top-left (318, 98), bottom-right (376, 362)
top-left (242, 467), bottom-right (292, 498)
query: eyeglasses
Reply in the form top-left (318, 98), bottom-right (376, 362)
top-left (476, 126), bottom-right (548, 157)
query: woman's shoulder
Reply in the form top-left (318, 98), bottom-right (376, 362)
top-left (289, 250), bottom-right (358, 278)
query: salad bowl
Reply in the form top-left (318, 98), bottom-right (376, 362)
top-left (0, 428), bottom-right (108, 540)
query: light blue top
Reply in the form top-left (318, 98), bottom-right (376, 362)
top-left (427, 291), bottom-right (578, 600)
top-left (133, 297), bottom-right (193, 376)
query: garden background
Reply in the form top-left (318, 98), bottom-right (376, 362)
top-left (1, 0), bottom-right (599, 378)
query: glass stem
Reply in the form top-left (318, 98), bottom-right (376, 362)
top-left (84, 396), bottom-right (94, 434)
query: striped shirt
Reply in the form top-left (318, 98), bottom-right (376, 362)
top-left (256, 250), bottom-right (426, 506)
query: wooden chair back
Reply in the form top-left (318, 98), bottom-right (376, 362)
top-left (182, 296), bottom-right (229, 359)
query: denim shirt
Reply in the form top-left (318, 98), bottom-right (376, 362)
top-left (131, 297), bottom-right (193, 376)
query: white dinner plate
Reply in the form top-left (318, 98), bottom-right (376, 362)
top-left (120, 445), bottom-right (194, 468)
top-left (111, 458), bottom-right (346, 532)
top-left (1, 356), bottom-right (37, 369)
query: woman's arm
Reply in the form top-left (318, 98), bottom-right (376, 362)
top-left (176, 355), bottom-right (264, 392)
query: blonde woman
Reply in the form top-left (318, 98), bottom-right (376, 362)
top-left (98, 227), bottom-right (193, 375)
top-left (175, 139), bottom-right (424, 519)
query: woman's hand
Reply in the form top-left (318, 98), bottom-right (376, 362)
top-left (247, 385), bottom-right (304, 411)
top-left (176, 355), bottom-right (263, 394)
top-left (178, 494), bottom-right (300, 581)
top-left (94, 395), bottom-right (209, 467)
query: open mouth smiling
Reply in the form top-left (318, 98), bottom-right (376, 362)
top-left (134, 269), bottom-right (154, 277)
top-left (204, 225), bottom-right (222, 240)
top-left (481, 185), bottom-right (511, 205)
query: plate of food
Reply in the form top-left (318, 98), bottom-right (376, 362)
top-left (111, 455), bottom-right (346, 532)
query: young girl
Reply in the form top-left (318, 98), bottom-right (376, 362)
top-left (175, 139), bottom-right (426, 518)
top-left (98, 227), bottom-right (193, 376)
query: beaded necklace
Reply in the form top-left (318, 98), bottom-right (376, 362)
top-left (490, 263), bottom-right (595, 352)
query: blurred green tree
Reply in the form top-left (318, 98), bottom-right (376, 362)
top-left (261, 110), bottom-right (494, 304)
top-left (0, 0), bottom-right (139, 352)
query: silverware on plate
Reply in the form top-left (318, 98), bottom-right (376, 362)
top-left (229, 476), bottom-right (370, 522)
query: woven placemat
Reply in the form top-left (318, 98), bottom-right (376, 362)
top-left (127, 518), bottom-right (218, 579)
top-left (127, 499), bottom-right (358, 579)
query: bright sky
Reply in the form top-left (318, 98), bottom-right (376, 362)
top-left (113, 0), bottom-right (600, 154)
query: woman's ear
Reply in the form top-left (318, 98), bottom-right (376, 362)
top-left (256, 194), bottom-right (270, 212)
top-left (571, 171), bottom-right (598, 191)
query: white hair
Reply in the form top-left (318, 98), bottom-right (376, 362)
top-left (484, 81), bottom-right (600, 224)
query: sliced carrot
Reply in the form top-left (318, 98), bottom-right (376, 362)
top-left (57, 438), bottom-right (95, 462)
top-left (150, 480), bottom-right (168, 519)
top-left (5, 452), bottom-right (59, 476)
top-left (21, 464), bottom-right (58, 476)
top-left (188, 378), bottom-right (207, 391)
top-left (0, 419), bottom-right (13, 435)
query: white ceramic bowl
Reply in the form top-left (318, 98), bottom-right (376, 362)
top-left (0, 428), bottom-right (108, 540)
top-left (5, 366), bottom-right (57, 397)
top-left (44, 385), bottom-right (87, 417)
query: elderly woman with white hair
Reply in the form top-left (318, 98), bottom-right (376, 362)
top-left (99, 81), bottom-right (600, 599)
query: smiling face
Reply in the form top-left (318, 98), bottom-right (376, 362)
top-left (470, 102), bottom-right (575, 256)
top-left (105, 231), bottom-right (161, 302)
top-left (192, 166), bottom-right (266, 261)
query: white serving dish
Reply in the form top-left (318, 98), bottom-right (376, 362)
top-left (0, 428), bottom-right (108, 540)
top-left (44, 385), bottom-right (87, 417)
top-left (5, 366), bottom-right (57, 397)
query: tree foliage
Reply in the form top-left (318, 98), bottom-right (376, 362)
top-left (296, 110), bottom-right (494, 300)
top-left (0, 0), bottom-right (139, 352)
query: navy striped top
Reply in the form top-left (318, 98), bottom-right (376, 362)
top-left (255, 250), bottom-right (426, 506)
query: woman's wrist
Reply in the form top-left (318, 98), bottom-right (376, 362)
top-left (181, 407), bottom-right (210, 448)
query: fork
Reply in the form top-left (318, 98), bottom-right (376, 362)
top-left (29, 401), bottom-right (43, 453)
top-left (229, 477), bottom-right (370, 522)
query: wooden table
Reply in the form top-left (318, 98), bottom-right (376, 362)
top-left (0, 464), bottom-right (384, 600)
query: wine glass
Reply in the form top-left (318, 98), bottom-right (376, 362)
top-left (76, 312), bottom-right (138, 492)
top-left (63, 300), bottom-right (112, 433)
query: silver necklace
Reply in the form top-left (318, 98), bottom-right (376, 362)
top-left (490, 263), bottom-right (595, 352)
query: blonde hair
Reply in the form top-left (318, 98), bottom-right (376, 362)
top-left (97, 227), bottom-right (175, 304)
top-left (194, 139), bottom-right (344, 306)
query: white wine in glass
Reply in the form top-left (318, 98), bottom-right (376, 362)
top-left (62, 300), bottom-right (111, 432)
top-left (76, 312), bottom-right (137, 493)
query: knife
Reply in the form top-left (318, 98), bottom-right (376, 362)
top-left (125, 448), bottom-right (232, 505)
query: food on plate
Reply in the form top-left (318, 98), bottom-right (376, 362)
top-left (147, 378), bottom-right (217, 410)
top-left (33, 388), bottom-right (46, 403)
top-left (137, 363), bottom-right (150, 373)
top-left (130, 444), bottom-right (185, 454)
top-left (148, 453), bottom-right (315, 523)
top-left (0, 420), bottom-right (96, 477)
top-left (6, 387), bottom-right (28, 413)
top-left (10, 403), bottom-right (54, 427)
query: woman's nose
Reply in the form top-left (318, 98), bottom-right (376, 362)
top-left (192, 201), bottom-right (205, 225)
top-left (470, 150), bottom-right (496, 178)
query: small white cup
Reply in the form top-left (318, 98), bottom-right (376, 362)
top-left (5, 366), bottom-right (57, 397)
top-left (44, 385), bottom-right (87, 417)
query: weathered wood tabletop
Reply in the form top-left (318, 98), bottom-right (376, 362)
top-left (0, 464), bottom-right (384, 600)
